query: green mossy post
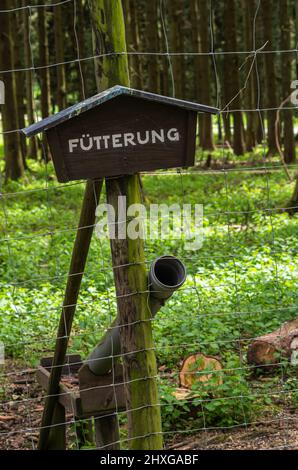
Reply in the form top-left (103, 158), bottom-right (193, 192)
top-left (88, 0), bottom-right (163, 450)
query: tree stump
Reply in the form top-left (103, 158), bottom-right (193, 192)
top-left (173, 353), bottom-right (223, 400)
top-left (180, 353), bottom-right (223, 389)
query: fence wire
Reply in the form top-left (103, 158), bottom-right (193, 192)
top-left (0, 0), bottom-right (298, 451)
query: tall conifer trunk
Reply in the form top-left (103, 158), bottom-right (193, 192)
top-left (38, 7), bottom-right (51, 159)
top-left (22, 0), bottom-right (37, 159)
top-left (197, 0), bottom-right (214, 150)
top-left (243, 0), bottom-right (256, 152)
top-left (223, 0), bottom-right (245, 155)
top-left (0, 1), bottom-right (24, 180)
top-left (280, 0), bottom-right (295, 163)
top-left (261, 0), bottom-right (279, 155)
top-left (54, 4), bottom-right (66, 110)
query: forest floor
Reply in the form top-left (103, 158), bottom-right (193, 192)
top-left (1, 157), bottom-right (298, 449)
top-left (0, 361), bottom-right (78, 450)
top-left (169, 412), bottom-right (298, 450)
top-left (1, 361), bottom-right (298, 451)
top-left (0, 361), bottom-right (42, 450)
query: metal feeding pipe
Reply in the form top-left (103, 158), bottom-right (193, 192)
top-left (86, 256), bottom-right (186, 376)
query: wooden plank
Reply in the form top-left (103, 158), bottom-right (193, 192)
top-left (36, 366), bottom-right (80, 414)
top-left (78, 363), bottom-right (126, 417)
top-left (37, 364), bottom-right (126, 419)
top-left (40, 354), bottom-right (82, 374)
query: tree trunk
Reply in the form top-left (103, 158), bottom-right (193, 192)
top-left (146, 1), bottom-right (159, 93)
top-left (76, 0), bottom-right (88, 100)
top-left (223, 0), bottom-right (245, 155)
top-left (22, 0), bottom-right (37, 159)
top-left (54, 4), bottom-right (66, 110)
top-left (170, 0), bottom-right (183, 99)
top-left (243, 0), bottom-right (256, 152)
top-left (38, 6), bottom-right (51, 159)
top-left (261, 0), bottom-right (279, 155)
top-left (247, 318), bottom-right (298, 367)
top-left (38, 8), bottom-right (51, 119)
top-left (280, 0), bottom-right (295, 163)
top-left (190, 0), bottom-right (200, 140)
top-left (124, 0), bottom-right (142, 89)
top-left (197, 0), bottom-right (214, 150)
top-left (88, 0), bottom-right (163, 450)
top-left (0, 1), bottom-right (24, 180)
top-left (158, 1), bottom-right (169, 96)
top-left (14, 4), bottom-right (27, 167)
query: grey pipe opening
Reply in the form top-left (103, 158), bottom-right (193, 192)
top-left (86, 255), bottom-right (186, 376)
top-left (149, 256), bottom-right (186, 299)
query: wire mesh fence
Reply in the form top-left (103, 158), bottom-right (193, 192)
top-left (0, 0), bottom-right (298, 451)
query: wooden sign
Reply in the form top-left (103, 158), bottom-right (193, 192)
top-left (23, 86), bottom-right (218, 182)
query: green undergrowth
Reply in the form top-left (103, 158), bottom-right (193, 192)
top-left (1, 156), bottom-right (298, 438)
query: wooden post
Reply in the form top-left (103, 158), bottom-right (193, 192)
top-left (88, 0), bottom-right (163, 450)
top-left (106, 177), bottom-right (163, 449)
top-left (38, 180), bottom-right (102, 450)
top-left (94, 414), bottom-right (120, 450)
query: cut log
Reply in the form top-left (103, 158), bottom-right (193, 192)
top-left (247, 318), bottom-right (298, 367)
top-left (179, 353), bottom-right (223, 389)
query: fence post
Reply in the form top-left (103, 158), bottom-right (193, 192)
top-left (88, 0), bottom-right (163, 450)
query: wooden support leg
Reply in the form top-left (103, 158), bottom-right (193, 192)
top-left (38, 180), bottom-right (103, 450)
top-left (94, 414), bottom-right (120, 450)
top-left (46, 402), bottom-right (66, 450)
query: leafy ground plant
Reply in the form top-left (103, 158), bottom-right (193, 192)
top-left (0, 160), bottom-right (298, 437)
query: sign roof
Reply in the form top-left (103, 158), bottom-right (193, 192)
top-left (22, 85), bottom-right (219, 138)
